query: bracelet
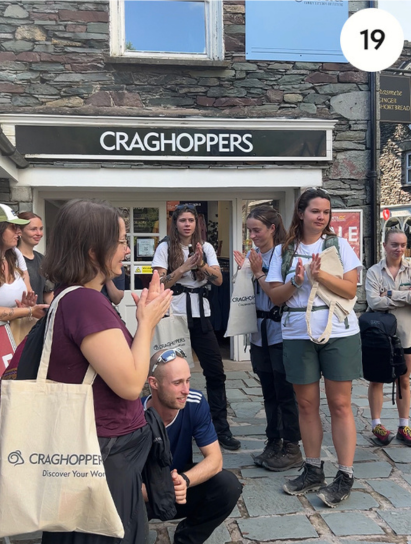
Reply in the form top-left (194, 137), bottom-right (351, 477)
top-left (198, 260), bottom-right (206, 268)
top-left (290, 276), bottom-right (302, 289)
top-left (180, 473), bottom-right (190, 488)
top-left (27, 306), bottom-right (33, 321)
top-left (255, 274), bottom-right (266, 282)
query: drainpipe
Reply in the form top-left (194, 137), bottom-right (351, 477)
top-left (368, 0), bottom-right (378, 265)
top-left (0, 127), bottom-right (28, 169)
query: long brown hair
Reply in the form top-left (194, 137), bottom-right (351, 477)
top-left (282, 187), bottom-right (335, 254)
top-left (0, 222), bottom-right (23, 287)
top-left (42, 199), bottom-right (121, 285)
top-left (247, 205), bottom-right (286, 247)
top-left (168, 204), bottom-right (205, 281)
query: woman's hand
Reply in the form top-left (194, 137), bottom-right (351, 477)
top-left (31, 304), bottom-right (49, 319)
top-left (182, 252), bottom-right (201, 272)
top-left (132, 286), bottom-right (172, 329)
top-left (249, 249), bottom-right (264, 277)
top-left (294, 257), bottom-right (305, 286)
top-left (16, 291), bottom-right (37, 308)
top-left (310, 253), bottom-right (321, 281)
top-left (233, 250), bottom-right (245, 270)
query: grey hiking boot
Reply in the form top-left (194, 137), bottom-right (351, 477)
top-left (317, 470), bottom-right (354, 507)
top-left (283, 461), bottom-right (325, 495)
top-left (252, 439), bottom-right (282, 467)
top-left (262, 442), bottom-right (303, 472)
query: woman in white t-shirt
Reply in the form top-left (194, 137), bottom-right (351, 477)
top-left (266, 188), bottom-right (362, 508)
top-left (0, 203), bottom-right (49, 333)
top-left (152, 203), bottom-right (240, 451)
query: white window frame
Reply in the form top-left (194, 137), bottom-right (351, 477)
top-left (109, 0), bottom-right (224, 61)
top-left (405, 151), bottom-right (411, 185)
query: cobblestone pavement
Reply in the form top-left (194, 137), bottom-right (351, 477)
top-left (5, 362), bottom-right (411, 544)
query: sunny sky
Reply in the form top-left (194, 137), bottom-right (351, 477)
top-left (378, 0), bottom-right (411, 41)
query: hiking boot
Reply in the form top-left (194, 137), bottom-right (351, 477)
top-left (372, 423), bottom-right (392, 445)
top-left (252, 439), bottom-right (282, 467)
top-left (283, 461), bottom-right (325, 495)
top-left (263, 442), bottom-right (303, 472)
top-left (218, 434), bottom-right (241, 451)
top-left (317, 470), bottom-right (354, 507)
top-left (396, 426), bottom-right (411, 446)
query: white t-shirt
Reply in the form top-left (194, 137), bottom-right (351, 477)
top-left (247, 248), bottom-right (282, 347)
top-left (152, 241), bottom-right (219, 317)
top-left (266, 237), bottom-right (362, 340)
top-left (0, 248), bottom-right (28, 308)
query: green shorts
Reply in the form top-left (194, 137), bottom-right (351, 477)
top-left (283, 333), bottom-right (362, 385)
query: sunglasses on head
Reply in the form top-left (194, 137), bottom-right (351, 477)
top-left (305, 187), bottom-right (329, 195)
top-left (175, 204), bottom-right (197, 213)
top-left (151, 348), bottom-right (187, 374)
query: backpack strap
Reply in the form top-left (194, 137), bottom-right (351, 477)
top-left (281, 244), bottom-right (295, 282)
top-left (322, 235), bottom-right (341, 263)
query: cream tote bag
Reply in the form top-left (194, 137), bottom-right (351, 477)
top-left (305, 246), bottom-right (357, 345)
top-left (151, 309), bottom-right (194, 367)
top-left (0, 287), bottom-right (124, 539)
top-left (225, 259), bottom-right (258, 337)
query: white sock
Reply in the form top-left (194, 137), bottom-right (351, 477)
top-left (399, 418), bottom-right (409, 428)
top-left (372, 419), bottom-right (381, 430)
top-left (306, 457), bottom-right (321, 468)
top-left (339, 465), bottom-right (354, 478)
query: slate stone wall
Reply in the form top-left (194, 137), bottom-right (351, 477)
top-left (0, 0), bottom-right (372, 277)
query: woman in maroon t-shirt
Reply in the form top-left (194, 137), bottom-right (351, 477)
top-left (40, 199), bottom-right (172, 544)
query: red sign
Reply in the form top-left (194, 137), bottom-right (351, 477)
top-left (0, 324), bottom-right (16, 377)
top-left (382, 208), bottom-right (391, 221)
top-left (330, 210), bottom-right (363, 284)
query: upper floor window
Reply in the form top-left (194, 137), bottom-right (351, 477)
top-left (110, 0), bottom-right (224, 60)
top-left (405, 152), bottom-right (411, 185)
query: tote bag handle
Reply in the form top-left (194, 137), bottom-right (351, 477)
top-left (37, 286), bottom-right (97, 385)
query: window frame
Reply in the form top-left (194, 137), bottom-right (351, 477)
top-left (109, 0), bottom-right (224, 61)
top-left (405, 151), bottom-right (411, 185)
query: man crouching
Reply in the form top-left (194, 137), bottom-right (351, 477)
top-left (142, 348), bottom-right (242, 544)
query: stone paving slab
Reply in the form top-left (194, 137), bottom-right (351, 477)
top-left (352, 398), bottom-right (371, 407)
top-left (378, 509), bottom-right (411, 535)
top-left (230, 402), bottom-right (263, 419)
top-left (236, 438), bottom-right (265, 451)
top-left (225, 379), bottom-right (248, 388)
top-left (221, 371), bottom-right (251, 380)
top-left (167, 523), bottom-right (231, 544)
top-left (238, 515), bottom-right (318, 541)
top-left (244, 378), bottom-right (260, 387)
top-left (242, 479), bottom-right (304, 516)
top-left (220, 453), bottom-right (255, 468)
top-left (321, 512), bottom-right (385, 536)
top-left (241, 466), bottom-right (302, 479)
top-left (228, 504), bottom-right (241, 518)
top-left (401, 473), bottom-right (411, 486)
top-left (362, 407), bottom-right (404, 419)
top-left (307, 490), bottom-right (379, 511)
top-left (243, 387), bottom-right (264, 396)
top-left (231, 417), bottom-right (265, 425)
top-left (328, 446), bottom-right (379, 462)
top-left (352, 461), bottom-right (393, 479)
top-left (367, 479), bottom-right (411, 507)
top-left (232, 424), bottom-right (267, 436)
top-left (352, 383), bottom-right (370, 396)
top-left (383, 446), bottom-right (411, 463)
top-left (226, 388), bottom-right (249, 400)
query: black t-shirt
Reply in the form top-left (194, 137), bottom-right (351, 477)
top-left (23, 251), bottom-right (48, 304)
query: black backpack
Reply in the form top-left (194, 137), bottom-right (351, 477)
top-left (359, 311), bottom-right (407, 403)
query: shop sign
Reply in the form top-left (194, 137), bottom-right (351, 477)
top-left (382, 208), bottom-right (391, 221)
top-left (15, 125), bottom-right (328, 161)
top-left (330, 209), bottom-right (363, 284)
top-left (380, 75), bottom-right (411, 124)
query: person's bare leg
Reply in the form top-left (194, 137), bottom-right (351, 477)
top-left (368, 382), bottom-right (384, 420)
top-left (293, 382), bottom-right (322, 458)
top-left (396, 354), bottom-right (411, 419)
top-left (325, 380), bottom-right (356, 467)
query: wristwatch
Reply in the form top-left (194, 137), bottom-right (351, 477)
top-left (387, 290), bottom-right (392, 298)
top-left (180, 473), bottom-right (190, 488)
top-left (290, 276), bottom-right (302, 289)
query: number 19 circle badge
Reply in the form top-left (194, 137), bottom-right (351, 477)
top-left (340, 8), bottom-right (404, 72)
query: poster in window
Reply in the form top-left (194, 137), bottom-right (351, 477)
top-left (137, 238), bottom-right (155, 258)
top-left (330, 209), bottom-right (363, 284)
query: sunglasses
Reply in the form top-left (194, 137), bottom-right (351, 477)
top-left (151, 348), bottom-right (187, 374)
top-left (175, 204), bottom-right (197, 213)
top-left (305, 187), bottom-right (329, 195)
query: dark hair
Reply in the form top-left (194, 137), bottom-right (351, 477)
top-left (247, 205), bottom-right (286, 246)
top-left (42, 199), bottom-right (122, 286)
top-left (0, 222), bottom-right (23, 287)
top-left (282, 187), bottom-right (335, 253)
top-left (168, 204), bottom-right (205, 281)
top-left (384, 228), bottom-right (407, 244)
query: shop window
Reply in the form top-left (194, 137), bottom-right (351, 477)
top-left (404, 152), bottom-right (411, 185)
top-left (110, 0), bottom-right (223, 60)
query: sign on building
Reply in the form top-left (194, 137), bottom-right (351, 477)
top-left (380, 75), bottom-right (411, 123)
top-left (331, 209), bottom-right (363, 284)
